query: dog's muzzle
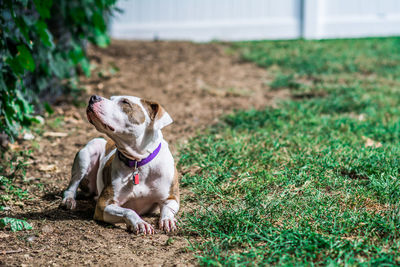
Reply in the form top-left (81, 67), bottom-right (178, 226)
top-left (89, 95), bottom-right (102, 105)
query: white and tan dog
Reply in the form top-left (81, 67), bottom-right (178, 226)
top-left (61, 95), bottom-right (179, 234)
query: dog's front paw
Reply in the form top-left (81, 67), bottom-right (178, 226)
top-left (159, 217), bottom-right (177, 232)
top-left (128, 220), bottom-right (154, 235)
top-left (61, 197), bottom-right (76, 210)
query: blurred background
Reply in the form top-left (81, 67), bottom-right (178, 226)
top-left (111, 0), bottom-right (400, 41)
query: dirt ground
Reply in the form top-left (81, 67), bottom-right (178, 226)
top-left (0, 41), bottom-right (285, 266)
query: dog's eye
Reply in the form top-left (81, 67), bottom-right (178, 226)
top-left (120, 99), bottom-right (130, 105)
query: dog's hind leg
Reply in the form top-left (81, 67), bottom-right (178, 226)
top-left (61, 138), bottom-right (107, 210)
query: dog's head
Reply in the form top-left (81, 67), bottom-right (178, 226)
top-left (86, 95), bottom-right (172, 158)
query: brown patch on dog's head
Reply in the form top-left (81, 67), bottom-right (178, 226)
top-left (140, 99), bottom-right (164, 121)
top-left (119, 98), bottom-right (145, 124)
top-left (140, 99), bottom-right (173, 130)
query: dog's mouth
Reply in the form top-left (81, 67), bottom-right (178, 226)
top-left (86, 107), bottom-right (115, 132)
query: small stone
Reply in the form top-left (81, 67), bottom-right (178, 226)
top-left (27, 236), bottom-right (37, 242)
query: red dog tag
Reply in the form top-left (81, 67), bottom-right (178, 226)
top-left (134, 173), bottom-right (139, 185)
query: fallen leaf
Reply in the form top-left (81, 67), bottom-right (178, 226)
top-left (38, 164), bottom-right (58, 172)
top-left (24, 177), bottom-right (40, 182)
top-left (362, 136), bottom-right (382, 148)
top-left (15, 201), bottom-right (24, 207)
top-left (43, 132), bottom-right (68, 137)
top-left (0, 232), bottom-right (10, 239)
top-left (25, 159), bottom-right (37, 165)
top-left (72, 111), bottom-right (81, 120)
top-left (348, 113), bottom-right (366, 121)
top-left (54, 107), bottom-right (64, 115)
top-left (357, 114), bottom-right (366, 121)
top-left (64, 117), bottom-right (80, 124)
top-left (8, 143), bottom-right (21, 151)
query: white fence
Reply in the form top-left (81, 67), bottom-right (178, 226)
top-left (110, 0), bottom-right (400, 41)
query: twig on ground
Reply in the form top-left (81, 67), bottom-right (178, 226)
top-left (1, 249), bottom-right (24, 255)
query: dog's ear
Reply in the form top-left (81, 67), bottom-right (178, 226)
top-left (141, 99), bottom-right (173, 130)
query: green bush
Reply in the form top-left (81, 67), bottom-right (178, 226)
top-left (0, 0), bottom-right (116, 141)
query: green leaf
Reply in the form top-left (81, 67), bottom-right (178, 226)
top-left (0, 217), bottom-right (33, 232)
top-left (22, 13), bottom-right (37, 26)
top-left (13, 102), bottom-right (23, 121)
top-left (44, 102), bottom-right (54, 115)
top-left (16, 90), bottom-right (33, 113)
top-left (4, 111), bottom-right (19, 137)
top-left (93, 28), bottom-right (110, 48)
top-left (92, 12), bottom-right (106, 32)
top-left (16, 45), bottom-right (35, 72)
top-left (80, 58), bottom-right (91, 77)
top-left (14, 17), bottom-right (30, 41)
top-left (69, 45), bottom-right (85, 65)
top-left (48, 53), bottom-right (71, 78)
top-left (70, 7), bottom-right (86, 23)
top-left (6, 57), bottom-right (24, 75)
top-left (35, 21), bottom-right (54, 48)
top-left (105, 0), bottom-right (118, 6)
top-left (33, 0), bottom-right (53, 19)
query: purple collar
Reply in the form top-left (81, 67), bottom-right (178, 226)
top-left (117, 143), bottom-right (161, 168)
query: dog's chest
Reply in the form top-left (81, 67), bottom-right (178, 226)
top-left (114, 171), bottom-right (169, 206)
top-left (97, 145), bottom-right (174, 214)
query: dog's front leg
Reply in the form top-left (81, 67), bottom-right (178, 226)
top-left (102, 204), bottom-right (155, 235)
top-left (94, 186), bottom-right (154, 234)
top-left (159, 199), bottom-right (179, 232)
top-left (159, 168), bottom-right (180, 232)
top-left (62, 138), bottom-right (106, 209)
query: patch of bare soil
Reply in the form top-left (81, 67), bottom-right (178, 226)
top-left (0, 41), bottom-right (285, 266)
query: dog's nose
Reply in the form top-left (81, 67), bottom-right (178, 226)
top-left (89, 95), bottom-right (102, 105)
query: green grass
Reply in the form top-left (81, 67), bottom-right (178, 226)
top-left (179, 37), bottom-right (400, 266)
top-left (234, 38), bottom-right (400, 77)
top-left (0, 150), bottom-right (30, 205)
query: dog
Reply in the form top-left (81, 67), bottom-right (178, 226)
top-left (61, 95), bottom-right (179, 234)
